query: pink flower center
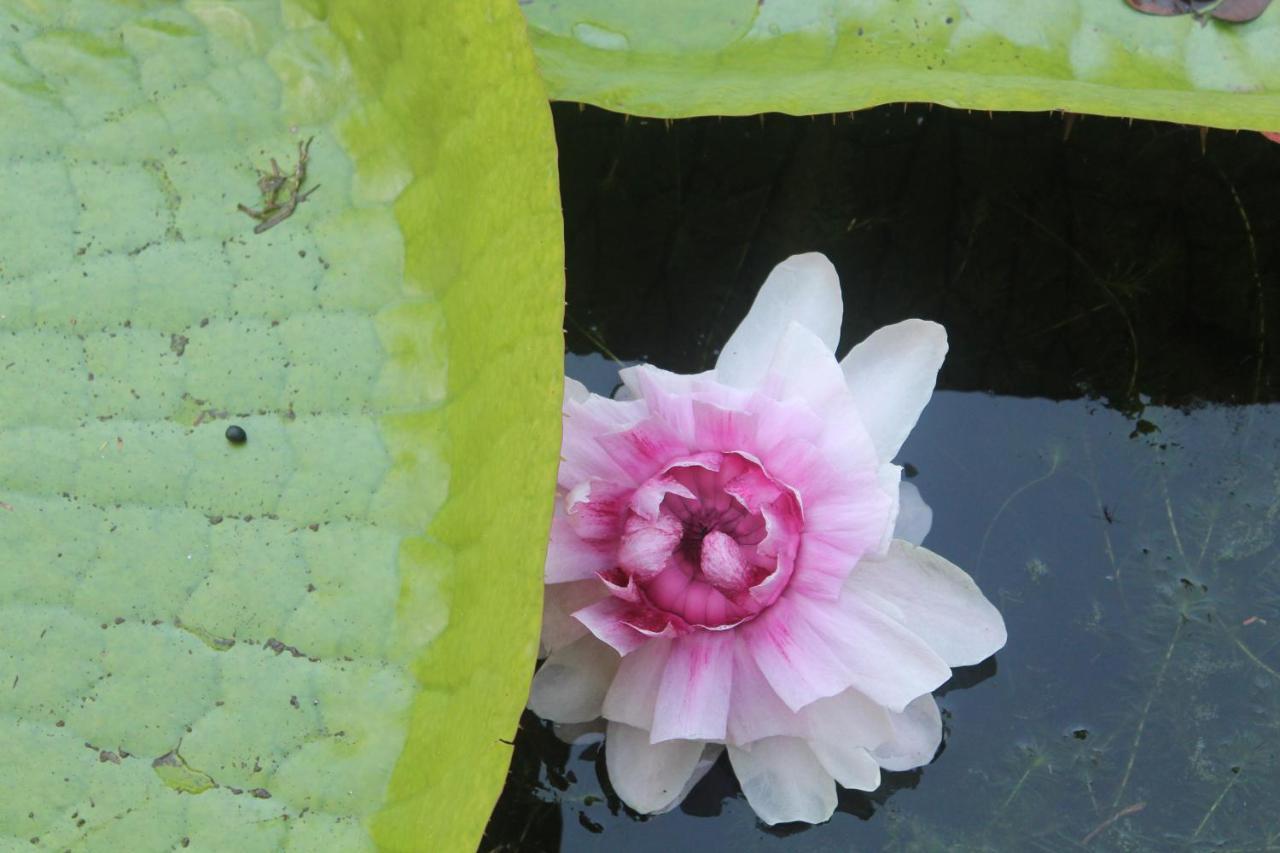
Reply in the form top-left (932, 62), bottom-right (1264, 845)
top-left (605, 452), bottom-right (801, 630)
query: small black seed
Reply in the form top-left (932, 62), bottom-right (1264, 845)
top-left (225, 425), bottom-right (248, 445)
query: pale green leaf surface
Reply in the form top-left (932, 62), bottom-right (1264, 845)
top-left (523, 0), bottom-right (1280, 128)
top-left (0, 1), bottom-right (563, 851)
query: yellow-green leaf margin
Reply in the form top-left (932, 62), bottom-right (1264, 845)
top-left (523, 0), bottom-right (1280, 128)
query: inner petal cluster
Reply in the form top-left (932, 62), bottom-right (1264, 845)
top-left (604, 452), bottom-right (801, 630)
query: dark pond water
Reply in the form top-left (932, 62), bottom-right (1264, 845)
top-left (483, 104), bottom-right (1280, 852)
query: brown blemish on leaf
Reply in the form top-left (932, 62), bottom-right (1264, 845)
top-left (238, 138), bottom-right (320, 234)
top-left (174, 619), bottom-right (236, 652)
top-left (264, 637), bottom-right (317, 661)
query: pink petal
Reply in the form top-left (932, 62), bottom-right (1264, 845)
top-left (690, 399), bottom-right (759, 453)
top-left (802, 469), bottom-right (893, 540)
top-left (848, 541), bottom-right (1007, 667)
top-left (796, 592), bottom-right (950, 712)
top-left (618, 362), bottom-right (721, 403)
top-left (788, 485), bottom-right (894, 600)
top-left (750, 391), bottom-right (825, 457)
top-left (575, 597), bottom-right (687, 655)
top-left (742, 595), bottom-right (854, 711)
top-left (752, 441), bottom-right (821, 507)
top-left (573, 597), bottom-right (651, 655)
top-left (760, 321), bottom-right (851, 415)
top-left (699, 530), bottom-right (751, 592)
top-left (559, 395), bottom-right (649, 489)
top-left (545, 508), bottom-right (617, 583)
top-left (596, 418), bottom-right (688, 483)
top-left (603, 638), bottom-right (673, 730)
top-left (650, 631), bottom-right (735, 742)
top-left (727, 638), bottom-right (806, 743)
top-left (618, 511), bottom-right (682, 580)
top-left (744, 549), bottom-right (793, 610)
top-left (564, 480), bottom-right (629, 541)
top-left (759, 434), bottom-right (874, 506)
top-left (617, 364), bottom-right (704, 444)
top-left (722, 463), bottom-right (782, 515)
top-left (597, 567), bottom-right (644, 604)
top-left (629, 473), bottom-right (697, 520)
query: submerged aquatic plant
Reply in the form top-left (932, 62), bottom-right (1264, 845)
top-left (531, 254), bottom-right (1006, 824)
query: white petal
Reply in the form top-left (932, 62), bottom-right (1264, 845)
top-left (727, 736), bottom-right (837, 825)
top-left (606, 721), bottom-right (705, 814)
top-left (802, 689), bottom-right (893, 790)
top-left (528, 635), bottom-right (619, 724)
top-left (796, 593), bottom-right (951, 712)
top-left (602, 638), bottom-right (673, 731)
top-left (564, 376), bottom-right (590, 404)
top-left (874, 462), bottom-right (903, 556)
top-left (840, 319), bottom-right (947, 462)
top-left (552, 719), bottom-right (607, 745)
top-left (726, 634), bottom-right (809, 743)
top-left (813, 743), bottom-right (879, 792)
top-left (652, 744), bottom-right (725, 815)
top-left (540, 579), bottom-right (608, 655)
top-left (716, 253), bottom-right (842, 389)
top-left (850, 540), bottom-right (1007, 667)
top-left (872, 693), bottom-right (942, 772)
top-left (761, 322), bottom-right (850, 413)
top-left (893, 480), bottom-right (933, 546)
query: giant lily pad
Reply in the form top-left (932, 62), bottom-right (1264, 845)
top-left (522, 0), bottom-right (1280, 128)
top-left (0, 0), bottom-right (564, 850)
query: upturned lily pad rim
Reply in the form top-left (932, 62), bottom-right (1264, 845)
top-left (524, 0), bottom-right (1280, 130)
top-left (534, 51), bottom-right (1280, 129)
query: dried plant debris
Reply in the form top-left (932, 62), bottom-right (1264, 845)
top-left (237, 137), bottom-right (320, 234)
top-left (1125, 0), bottom-right (1273, 22)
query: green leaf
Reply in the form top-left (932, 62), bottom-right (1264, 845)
top-left (523, 0), bottom-right (1280, 129)
top-left (0, 1), bottom-right (563, 851)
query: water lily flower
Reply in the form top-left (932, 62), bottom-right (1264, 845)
top-left (532, 253), bottom-right (1006, 825)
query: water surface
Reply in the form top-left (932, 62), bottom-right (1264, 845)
top-left (485, 105), bottom-right (1280, 852)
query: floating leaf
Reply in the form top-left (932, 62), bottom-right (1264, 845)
top-left (522, 0), bottom-right (1280, 129)
top-left (0, 0), bottom-right (563, 850)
